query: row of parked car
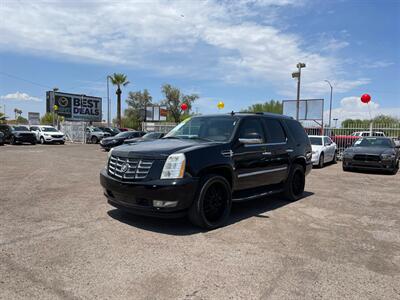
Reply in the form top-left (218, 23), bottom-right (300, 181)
top-left (308, 133), bottom-right (400, 174)
top-left (0, 124), bottom-right (66, 145)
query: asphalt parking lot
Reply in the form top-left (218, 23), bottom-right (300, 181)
top-left (1, 144), bottom-right (399, 299)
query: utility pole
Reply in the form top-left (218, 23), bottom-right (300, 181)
top-left (292, 62), bottom-right (306, 120)
top-left (325, 80), bottom-right (333, 128)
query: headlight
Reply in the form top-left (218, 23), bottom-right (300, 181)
top-left (381, 153), bottom-right (395, 160)
top-left (44, 133), bottom-right (50, 136)
top-left (107, 148), bottom-right (113, 159)
top-left (161, 153), bottom-right (186, 179)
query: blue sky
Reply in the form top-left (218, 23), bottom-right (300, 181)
top-left (0, 0), bottom-right (399, 123)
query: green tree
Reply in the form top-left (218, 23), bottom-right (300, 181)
top-left (161, 84), bottom-right (198, 123)
top-left (109, 73), bottom-right (130, 128)
top-left (243, 100), bottom-right (283, 114)
top-left (341, 115), bottom-right (400, 127)
top-left (16, 116), bottom-right (28, 124)
top-left (122, 89), bottom-right (153, 129)
top-left (40, 113), bottom-right (65, 125)
top-left (14, 108), bottom-right (22, 119)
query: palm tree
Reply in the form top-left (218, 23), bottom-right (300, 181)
top-left (109, 73), bottom-right (130, 128)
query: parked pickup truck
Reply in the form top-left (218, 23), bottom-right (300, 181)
top-left (100, 113), bottom-right (312, 229)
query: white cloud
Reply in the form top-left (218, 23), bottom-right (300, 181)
top-left (0, 0), bottom-right (368, 97)
top-left (363, 61), bottom-right (394, 69)
top-left (322, 38), bottom-right (349, 51)
top-left (0, 92), bottom-right (42, 102)
top-left (324, 96), bottom-right (400, 124)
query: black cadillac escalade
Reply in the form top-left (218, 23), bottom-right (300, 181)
top-left (100, 113), bottom-right (312, 229)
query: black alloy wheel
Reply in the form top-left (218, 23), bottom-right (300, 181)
top-left (10, 136), bottom-right (16, 145)
top-left (282, 164), bottom-right (305, 202)
top-left (188, 175), bottom-right (232, 230)
top-left (91, 136), bottom-right (98, 144)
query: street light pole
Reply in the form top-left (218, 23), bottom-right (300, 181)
top-left (292, 63), bottom-right (306, 120)
top-left (325, 80), bottom-right (333, 128)
top-left (106, 75), bottom-right (111, 127)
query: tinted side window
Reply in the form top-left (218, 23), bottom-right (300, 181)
top-left (238, 118), bottom-right (265, 142)
top-left (263, 119), bottom-right (286, 143)
top-left (285, 119), bottom-right (308, 144)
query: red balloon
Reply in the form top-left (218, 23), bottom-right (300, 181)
top-left (181, 103), bottom-right (188, 111)
top-left (361, 94), bottom-right (371, 104)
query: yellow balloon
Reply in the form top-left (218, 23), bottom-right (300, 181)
top-left (217, 101), bottom-right (225, 109)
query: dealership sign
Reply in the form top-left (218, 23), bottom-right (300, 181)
top-left (46, 91), bottom-right (102, 122)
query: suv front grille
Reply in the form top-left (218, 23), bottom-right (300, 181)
top-left (108, 155), bottom-right (153, 181)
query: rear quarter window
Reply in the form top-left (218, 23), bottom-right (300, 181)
top-left (284, 119), bottom-right (309, 144)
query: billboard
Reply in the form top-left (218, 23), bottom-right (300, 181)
top-left (46, 91), bottom-right (102, 122)
top-left (142, 105), bottom-right (168, 122)
top-left (282, 99), bottom-right (324, 122)
top-left (28, 112), bottom-right (40, 125)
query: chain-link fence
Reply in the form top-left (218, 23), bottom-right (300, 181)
top-left (60, 121), bottom-right (86, 143)
top-left (141, 122), bottom-right (176, 133)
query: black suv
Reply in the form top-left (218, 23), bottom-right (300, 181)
top-left (0, 124), bottom-right (36, 145)
top-left (100, 113), bottom-right (312, 229)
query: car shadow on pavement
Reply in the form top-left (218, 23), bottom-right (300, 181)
top-left (344, 168), bottom-right (397, 176)
top-left (107, 191), bottom-right (314, 236)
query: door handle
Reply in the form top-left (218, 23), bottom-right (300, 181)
top-left (286, 149), bottom-right (294, 153)
top-left (262, 151), bottom-right (272, 155)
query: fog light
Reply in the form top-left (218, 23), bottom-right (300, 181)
top-left (153, 200), bottom-right (178, 208)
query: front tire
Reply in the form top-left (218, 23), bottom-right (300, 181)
top-left (10, 136), bottom-right (17, 145)
top-left (332, 151), bottom-right (337, 164)
top-left (91, 136), bottom-right (98, 144)
top-left (188, 175), bottom-right (232, 230)
top-left (318, 153), bottom-right (324, 168)
top-left (282, 164), bottom-right (305, 202)
top-left (40, 137), bottom-right (45, 145)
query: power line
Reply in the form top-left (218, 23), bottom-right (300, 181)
top-left (0, 71), bottom-right (52, 89)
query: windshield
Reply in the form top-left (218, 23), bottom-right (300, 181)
top-left (143, 132), bottom-right (161, 139)
top-left (354, 138), bottom-right (393, 148)
top-left (12, 126), bottom-right (29, 131)
top-left (309, 137), bottom-right (323, 145)
top-left (165, 116), bottom-right (239, 142)
top-left (114, 131), bottom-right (132, 138)
top-left (91, 127), bottom-right (102, 132)
top-left (111, 128), bottom-right (120, 134)
top-left (41, 127), bottom-right (58, 132)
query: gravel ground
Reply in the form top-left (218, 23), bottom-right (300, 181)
top-left (0, 143), bottom-right (399, 300)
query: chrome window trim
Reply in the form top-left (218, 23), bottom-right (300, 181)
top-left (237, 166), bottom-right (287, 178)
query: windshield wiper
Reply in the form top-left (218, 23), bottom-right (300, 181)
top-left (188, 136), bottom-right (214, 142)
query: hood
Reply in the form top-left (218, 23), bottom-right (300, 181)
top-left (102, 136), bottom-right (123, 142)
top-left (347, 147), bottom-right (394, 155)
top-left (112, 138), bottom-right (212, 159)
top-left (14, 130), bottom-right (34, 135)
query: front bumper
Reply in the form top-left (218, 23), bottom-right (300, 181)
top-left (100, 168), bottom-right (199, 218)
top-left (15, 135), bottom-right (36, 143)
top-left (343, 157), bottom-right (397, 170)
top-left (43, 136), bottom-right (65, 142)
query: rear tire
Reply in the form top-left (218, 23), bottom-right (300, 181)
top-left (188, 175), bottom-right (232, 230)
top-left (318, 153), bottom-right (324, 168)
top-left (282, 164), bottom-right (305, 202)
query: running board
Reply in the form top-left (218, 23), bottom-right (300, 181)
top-left (232, 189), bottom-right (283, 202)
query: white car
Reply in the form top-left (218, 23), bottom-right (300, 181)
top-left (309, 135), bottom-right (337, 167)
top-left (30, 125), bottom-right (65, 144)
top-left (351, 131), bottom-right (386, 137)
